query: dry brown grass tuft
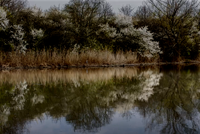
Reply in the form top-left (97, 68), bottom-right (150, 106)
top-left (0, 50), bottom-right (159, 68)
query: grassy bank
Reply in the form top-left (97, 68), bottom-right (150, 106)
top-left (0, 50), bottom-right (198, 69)
top-left (0, 50), bottom-right (160, 69)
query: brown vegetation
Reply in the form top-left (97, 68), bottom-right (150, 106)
top-left (0, 67), bottom-right (138, 84)
top-left (0, 50), bottom-right (159, 69)
top-left (0, 67), bottom-right (162, 84)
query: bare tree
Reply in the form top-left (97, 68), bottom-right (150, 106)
top-left (119, 4), bottom-right (134, 16)
top-left (0, 0), bottom-right (27, 14)
top-left (134, 5), bottom-right (152, 21)
top-left (145, 0), bottom-right (200, 61)
top-left (63, 0), bottom-right (114, 47)
top-left (99, 2), bottom-right (114, 21)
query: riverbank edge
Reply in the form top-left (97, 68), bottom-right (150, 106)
top-left (1, 61), bottom-right (200, 70)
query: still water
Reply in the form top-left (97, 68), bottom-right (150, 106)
top-left (0, 65), bottom-right (200, 134)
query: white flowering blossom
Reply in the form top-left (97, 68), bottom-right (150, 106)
top-left (0, 7), bottom-right (9, 30)
top-left (98, 14), bottom-right (162, 57)
top-left (0, 7), bottom-right (28, 54)
top-left (187, 21), bottom-right (200, 45)
top-left (119, 25), bottom-right (162, 57)
top-left (115, 14), bottom-right (133, 27)
top-left (97, 23), bottom-right (117, 38)
top-left (10, 25), bottom-right (28, 54)
top-left (31, 28), bottom-right (44, 39)
top-left (137, 27), bottom-right (162, 58)
top-left (29, 6), bottom-right (44, 17)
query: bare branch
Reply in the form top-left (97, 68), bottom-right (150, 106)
top-left (0, 0), bottom-right (27, 14)
top-left (119, 4), bottom-right (134, 16)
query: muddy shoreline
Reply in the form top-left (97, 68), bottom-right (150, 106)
top-left (1, 61), bottom-right (200, 70)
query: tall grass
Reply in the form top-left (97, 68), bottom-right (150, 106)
top-left (0, 50), bottom-right (158, 68)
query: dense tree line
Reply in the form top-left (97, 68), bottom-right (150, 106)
top-left (0, 0), bottom-right (200, 61)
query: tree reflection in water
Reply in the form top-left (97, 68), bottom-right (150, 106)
top-left (136, 66), bottom-right (200, 134)
top-left (0, 66), bottom-right (200, 134)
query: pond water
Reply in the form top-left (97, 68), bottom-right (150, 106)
top-left (1, 65), bottom-right (200, 134)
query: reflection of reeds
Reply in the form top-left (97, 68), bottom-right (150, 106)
top-left (0, 68), bottom-right (142, 84)
top-left (0, 50), bottom-right (158, 68)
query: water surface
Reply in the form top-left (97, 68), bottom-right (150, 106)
top-left (1, 66), bottom-right (200, 134)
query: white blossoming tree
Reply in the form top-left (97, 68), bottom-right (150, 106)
top-left (97, 14), bottom-right (162, 58)
top-left (136, 26), bottom-right (162, 58)
top-left (115, 14), bottom-right (133, 27)
top-left (9, 25), bottom-right (28, 54)
top-left (31, 28), bottom-right (44, 40)
top-left (0, 7), bottom-right (14, 52)
top-left (0, 6), bottom-right (29, 54)
top-left (29, 6), bottom-right (44, 17)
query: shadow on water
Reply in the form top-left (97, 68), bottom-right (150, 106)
top-left (0, 65), bottom-right (200, 134)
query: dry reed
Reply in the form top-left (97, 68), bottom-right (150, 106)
top-left (0, 50), bottom-right (158, 68)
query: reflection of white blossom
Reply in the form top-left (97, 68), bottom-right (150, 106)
top-left (15, 80), bottom-right (28, 92)
top-left (0, 104), bottom-right (10, 126)
top-left (12, 80), bottom-right (29, 110)
top-left (138, 70), bottom-right (163, 101)
top-left (175, 106), bottom-right (200, 129)
top-left (101, 70), bottom-right (162, 113)
top-left (114, 93), bottom-right (137, 113)
top-left (0, 80), bottom-right (46, 125)
top-left (191, 108), bottom-right (200, 126)
top-left (33, 113), bottom-right (46, 123)
top-left (71, 78), bottom-right (81, 88)
top-left (31, 94), bottom-right (45, 105)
